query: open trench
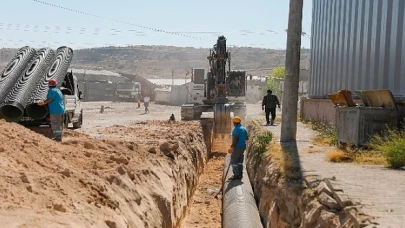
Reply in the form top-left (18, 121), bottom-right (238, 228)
top-left (0, 113), bottom-right (368, 228)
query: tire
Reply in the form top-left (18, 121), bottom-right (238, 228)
top-left (72, 110), bottom-right (83, 129)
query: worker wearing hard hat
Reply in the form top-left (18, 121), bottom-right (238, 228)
top-left (228, 116), bottom-right (249, 179)
top-left (37, 79), bottom-right (65, 142)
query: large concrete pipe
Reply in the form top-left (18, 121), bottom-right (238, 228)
top-left (0, 46), bottom-right (36, 102)
top-left (222, 154), bottom-right (263, 228)
top-left (25, 46), bottom-right (74, 120)
top-left (0, 48), bottom-right (55, 122)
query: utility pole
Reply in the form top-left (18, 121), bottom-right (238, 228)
top-left (280, 0), bottom-right (303, 142)
top-left (172, 69), bottom-right (174, 86)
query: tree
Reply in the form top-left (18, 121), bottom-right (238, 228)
top-left (272, 66), bottom-right (285, 79)
top-left (265, 76), bottom-right (283, 100)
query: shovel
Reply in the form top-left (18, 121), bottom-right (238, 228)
top-left (214, 162), bottom-right (231, 199)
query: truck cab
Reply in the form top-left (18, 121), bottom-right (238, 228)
top-left (116, 81), bottom-right (141, 101)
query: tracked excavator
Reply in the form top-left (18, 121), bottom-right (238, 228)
top-left (181, 36), bottom-right (247, 138)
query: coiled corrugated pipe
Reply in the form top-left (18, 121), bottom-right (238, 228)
top-left (0, 46), bottom-right (36, 102)
top-left (25, 46), bottom-right (74, 120)
top-left (222, 154), bottom-right (263, 228)
top-left (0, 48), bottom-right (55, 121)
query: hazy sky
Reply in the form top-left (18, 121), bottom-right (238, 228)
top-left (0, 0), bottom-right (312, 49)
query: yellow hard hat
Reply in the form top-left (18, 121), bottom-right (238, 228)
top-left (232, 116), bottom-right (242, 123)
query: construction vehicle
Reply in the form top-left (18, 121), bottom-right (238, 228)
top-left (115, 81), bottom-right (141, 101)
top-left (20, 71), bottom-right (84, 129)
top-left (181, 36), bottom-right (246, 137)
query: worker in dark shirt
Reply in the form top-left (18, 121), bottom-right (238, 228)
top-left (261, 89), bottom-right (281, 126)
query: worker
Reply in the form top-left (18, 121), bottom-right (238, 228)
top-left (227, 116), bottom-right (249, 180)
top-left (143, 95), bottom-right (150, 113)
top-left (37, 79), bottom-right (65, 142)
top-left (136, 93), bottom-right (141, 109)
top-left (261, 89), bottom-right (281, 126)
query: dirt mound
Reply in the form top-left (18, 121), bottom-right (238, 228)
top-left (0, 119), bottom-right (209, 227)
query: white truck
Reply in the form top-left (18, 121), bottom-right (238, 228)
top-left (19, 72), bottom-right (83, 129)
top-left (115, 81), bottom-right (141, 102)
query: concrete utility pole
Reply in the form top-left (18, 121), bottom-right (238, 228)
top-left (280, 0), bottom-right (303, 142)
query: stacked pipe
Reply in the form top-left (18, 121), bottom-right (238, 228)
top-left (0, 46), bottom-right (37, 103)
top-left (0, 48), bottom-right (55, 121)
top-left (222, 154), bottom-right (263, 228)
top-left (25, 46), bottom-right (74, 120)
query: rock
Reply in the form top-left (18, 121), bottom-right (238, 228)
top-left (344, 207), bottom-right (361, 228)
top-left (302, 201), bottom-right (325, 227)
top-left (316, 210), bottom-right (341, 228)
top-left (26, 185), bottom-right (33, 192)
top-left (83, 142), bottom-right (96, 149)
top-left (109, 156), bottom-right (129, 165)
top-left (0, 147), bottom-right (5, 152)
top-left (318, 192), bottom-right (341, 210)
top-left (324, 178), bottom-right (343, 192)
top-left (84, 151), bottom-right (92, 157)
top-left (148, 147), bottom-right (157, 154)
top-left (333, 191), bottom-right (353, 208)
top-left (117, 166), bottom-right (126, 175)
top-left (53, 203), bottom-right (67, 212)
top-left (315, 181), bottom-right (333, 197)
top-left (159, 141), bottom-right (171, 151)
top-left (105, 220), bottom-right (117, 228)
top-left (59, 169), bottom-right (71, 177)
top-left (304, 175), bottom-right (321, 188)
top-left (20, 173), bottom-right (30, 183)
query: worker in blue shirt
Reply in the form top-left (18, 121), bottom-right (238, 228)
top-left (228, 116), bottom-right (249, 179)
top-left (37, 79), bottom-right (65, 142)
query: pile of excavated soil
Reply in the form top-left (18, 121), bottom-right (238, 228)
top-left (0, 119), bottom-right (208, 228)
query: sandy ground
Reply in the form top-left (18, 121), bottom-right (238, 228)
top-left (0, 102), bottom-right (209, 228)
top-left (180, 137), bottom-right (231, 228)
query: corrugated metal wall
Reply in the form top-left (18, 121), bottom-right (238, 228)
top-left (310, 0), bottom-right (405, 98)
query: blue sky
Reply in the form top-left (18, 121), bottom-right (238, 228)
top-left (0, 0), bottom-right (312, 49)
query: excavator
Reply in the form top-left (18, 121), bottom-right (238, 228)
top-left (181, 36), bottom-right (247, 138)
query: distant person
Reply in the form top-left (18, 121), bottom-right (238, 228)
top-left (143, 95), bottom-right (150, 113)
top-left (136, 93), bottom-right (141, 109)
top-left (261, 89), bottom-right (280, 126)
top-left (228, 116), bottom-right (249, 179)
top-left (37, 79), bottom-right (65, 142)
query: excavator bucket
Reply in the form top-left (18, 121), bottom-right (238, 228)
top-left (213, 103), bottom-right (232, 138)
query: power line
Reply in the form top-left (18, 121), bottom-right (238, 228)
top-left (31, 0), bottom-right (209, 41)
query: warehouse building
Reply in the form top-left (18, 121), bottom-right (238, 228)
top-left (303, 0), bottom-right (405, 123)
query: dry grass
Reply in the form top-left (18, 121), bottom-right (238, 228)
top-left (327, 149), bottom-right (352, 163)
top-left (266, 142), bottom-right (301, 180)
top-left (354, 151), bottom-right (387, 166)
top-left (327, 148), bottom-right (388, 166)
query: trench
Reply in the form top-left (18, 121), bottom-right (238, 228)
top-left (244, 121), bottom-right (367, 227)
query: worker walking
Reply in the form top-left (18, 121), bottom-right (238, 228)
top-left (262, 89), bottom-right (281, 126)
top-left (143, 95), bottom-right (150, 113)
top-left (228, 116), bottom-right (249, 180)
top-left (37, 79), bottom-right (65, 142)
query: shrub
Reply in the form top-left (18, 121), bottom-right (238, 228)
top-left (369, 130), bottom-right (405, 169)
top-left (311, 122), bottom-right (338, 146)
top-left (255, 131), bottom-right (273, 157)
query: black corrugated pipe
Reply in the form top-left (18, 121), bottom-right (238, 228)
top-left (222, 154), bottom-right (263, 228)
top-left (0, 48), bottom-right (55, 122)
top-left (0, 46), bottom-right (36, 103)
top-left (25, 46), bottom-right (74, 120)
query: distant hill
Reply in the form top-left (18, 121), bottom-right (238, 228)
top-left (0, 46), bottom-right (310, 79)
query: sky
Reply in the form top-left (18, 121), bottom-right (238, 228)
top-left (0, 0), bottom-right (313, 50)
